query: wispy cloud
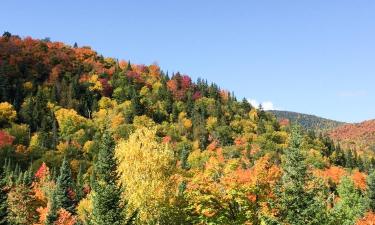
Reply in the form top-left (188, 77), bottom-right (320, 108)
top-left (338, 90), bottom-right (367, 97)
top-left (248, 99), bottom-right (279, 110)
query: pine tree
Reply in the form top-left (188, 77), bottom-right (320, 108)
top-left (274, 126), bottom-right (327, 225)
top-left (45, 191), bottom-right (58, 225)
top-left (0, 166), bottom-right (8, 225)
top-left (367, 170), bottom-right (375, 211)
top-left (330, 176), bottom-right (368, 225)
top-left (54, 158), bottom-right (76, 213)
top-left (91, 130), bottom-right (124, 225)
top-left (76, 164), bottom-right (85, 202)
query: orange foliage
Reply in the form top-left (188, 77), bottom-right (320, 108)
top-left (34, 207), bottom-right (48, 225)
top-left (55, 209), bottom-right (76, 225)
top-left (220, 90), bottom-right (229, 102)
top-left (279, 118), bottom-right (290, 127)
top-left (356, 212), bottom-right (375, 225)
top-left (148, 63), bottom-right (161, 77)
top-left (352, 170), bottom-right (367, 190)
top-left (314, 166), bottom-right (347, 185)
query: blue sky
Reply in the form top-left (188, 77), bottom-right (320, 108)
top-left (1, 0), bottom-right (375, 122)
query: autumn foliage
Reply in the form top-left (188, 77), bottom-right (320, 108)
top-left (1, 34), bottom-right (375, 225)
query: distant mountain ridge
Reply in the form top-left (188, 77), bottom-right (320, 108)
top-left (269, 110), bottom-right (346, 132)
top-left (329, 119), bottom-right (375, 152)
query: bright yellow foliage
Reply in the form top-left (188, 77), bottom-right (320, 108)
top-left (206, 116), bottom-right (218, 131)
top-left (98, 97), bottom-right (117, 109)
top-left (115, 127), bottom-right (175, 223)
top-left (77, 195), bottom-right (93, 224)
top-left (0, 102), bottom-right (17, 125)
top-left (55, 108), bottom-right (89, 140)
top-left (88, 74), bottom-right (103, 92)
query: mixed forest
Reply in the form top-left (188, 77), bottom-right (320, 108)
top-left (269, 110), bottom-right (345, 133)
top-left (1, 33), bottom-right (375, 225)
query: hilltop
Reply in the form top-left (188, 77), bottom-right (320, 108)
top-left (269, 110), bottom-right (345, 132)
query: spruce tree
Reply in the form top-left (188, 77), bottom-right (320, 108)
top-left (45, 191), bottom-right (58, 225)
top-left (0, 166), bottom-right (8, 225)
top-left (330, 176), bottom-right (368, 225)
top-left (54, 158), bottom-right (76, 213)
top-left (275, 126), bottom-right (327, 225)
top-left (367, 170), bottom-right (375, 211)
top-left (91, 130), bottom-right (124, 225)
top-left (76, 164), bottom-right (85, 202)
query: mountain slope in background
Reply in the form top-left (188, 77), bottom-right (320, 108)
top-left (269, 110), bottom-right (346, 132)
top-left (329, 120), bottom-right (375, 152)
top-left (270, 109), bottom-right (375, 153)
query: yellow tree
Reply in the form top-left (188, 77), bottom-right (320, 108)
top-left (55, 108), bottom-right (91, 142)
top-left (0, 102), bottom-right (17, 127)
top-left (115, 127), bottom-right (175, 223)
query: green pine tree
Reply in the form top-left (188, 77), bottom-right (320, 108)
top-left (91, 130), bottom-right (125, 225)
top-left (367, 170), bottom-right (375, 211)
top-left (76, 164), bottom-right (85, 202)
top-left (274, 126), bottom-right (328, 225)
top-left (54, 158), bottom-right (76, 213)
top-left (45, 190), bottom-right (58, 225)
top-left (0, 166), bottom-right (8, 225)
top-left (330, 176), bottom-right (368, 225)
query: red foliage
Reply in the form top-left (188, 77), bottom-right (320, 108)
top-left (99, 78), bottom-right (113, 96)
top-left (35, 162), bottom-right (49, 180)
top-left (0, 130), bottom-right (15, 148)
top-left (192, 91), bottom-right (202, 100)
top-left (167, 73), bottom-right (192, 100)
top-left (127, 71), bottom-right (144, 83)
top-left (329, 120), bottom-right (375, 150)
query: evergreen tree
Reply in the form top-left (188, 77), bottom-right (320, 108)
top-left (45, 191), bottom-right (58, 225)
top-left (76, 164), bottom-right (85, 202)
top-left (367, 170), bottom-right (375, 211)
top-left (274, 126), bottom-right (328, 225)
top-left (54, 158), bottom-right (76, 213)
top-left (330, 176), bottom-right (368, 225)
top-left (0, 166), bottom-right (8, 225)
top-left (91, 130), bottom-right (124, 225)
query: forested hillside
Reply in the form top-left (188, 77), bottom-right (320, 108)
top-left (1, 33), bottom-right (375, 224)
top-left (329, 120), bottom-right (375, 153)
top-left (269, 110), bottom-right (345, 132)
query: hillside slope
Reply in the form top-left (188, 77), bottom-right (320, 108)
top-left (0, 33), bottom-right (374, 224)
top-left (269, 110), bottom-right (345, 132)
top-left (329, 120), bottom-right (375, 152)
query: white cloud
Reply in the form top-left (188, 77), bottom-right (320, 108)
top-left (262, 101), bottom-right (275, 110)
top-left (248, 99), bottom-right (278, 110)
